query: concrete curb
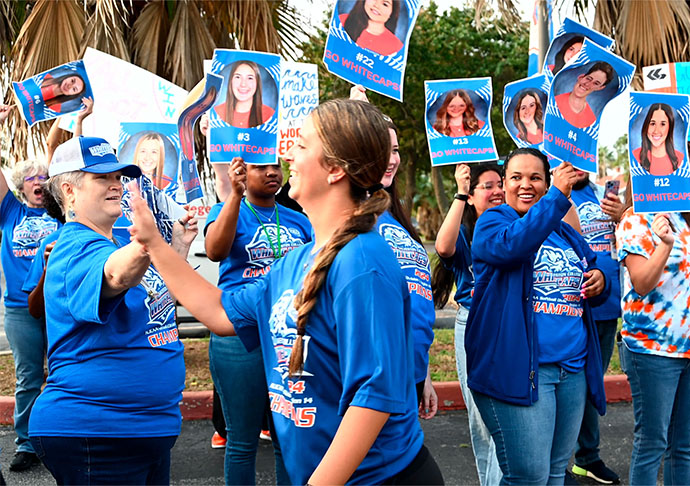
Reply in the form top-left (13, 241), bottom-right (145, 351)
top-left (0, 376), bottom-right (632, 425)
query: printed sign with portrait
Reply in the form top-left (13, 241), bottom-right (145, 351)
top-left (543, 39), bottom-right (635, 173)
top-left (629, 92), bottom-right (690, 213)
top-left (209, 49), bottom-right (280, 164)
top-left (503, 74), bottom-right (550, 148)
top-left (324, 0), bottom-right (421, 101)
top-left (278, 61), bottom-right (319, 157)
top-left (543, 17), bottom-right (614, 79)
top-left (13, 60), bottom-right (93, 127)
top-left (424, 78), bottom-right (497, 166)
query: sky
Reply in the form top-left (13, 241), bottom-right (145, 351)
top-left (307, 0), bottom-right (627, 149)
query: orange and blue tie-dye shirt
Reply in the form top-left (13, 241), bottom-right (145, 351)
top-left (616, 208), bottom-right (690, 358)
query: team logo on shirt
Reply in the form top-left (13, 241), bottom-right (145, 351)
top-left (245, 226), bottom-right (306, 268)
top-left (11, 214), bottom-right (58, 257)
top-left (378, 223), bottom-right (429, 270)
top-left (533, 245), bottom-right (584, 298)
top-left (268, 289), bottom-right (313, 379)
top-left (141, 266), bottom-right (175, 328)
top-left (577, 201), bottom-right (614, 245)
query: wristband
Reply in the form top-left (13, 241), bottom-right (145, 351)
top-left (454, 193), bottom-right (468, 202)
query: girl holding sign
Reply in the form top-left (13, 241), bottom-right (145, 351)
top-left (130, 99), bottom-right (443, 485)
top-left (632, 103), bottom-right (684, 176)
top-left (616, 202), bottom-right (690, 484)
top-left (40, 73), bottom-right (86, 113)
top-left (513, 91), bottom-right (544, 145)
top-left (341, 0), bottom-right (404, 56)
top-left (466, 148), bottom-right (609, 484)
top-left (214, 61), bottom-right (275, 128)
top-left (433, 90), bottom-right (485, 138)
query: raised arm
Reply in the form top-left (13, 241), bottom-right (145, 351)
top-left (205, 157), bottom-right (246, 261)
top-left (0, 105), bottom-right (13, 201)
top-left (623, 214), bottom-right (674, 296)
top-left (129, 189), bottom-right (235, 335)
top-left (435, 164), bottom-right (470, 258)
top-left (101, 240), bottom-right (152, 298)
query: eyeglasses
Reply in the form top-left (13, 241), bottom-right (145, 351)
top-left (475, 181), bottom-right (503, 191)
top-left (24, 175), bottom-right (48, 182)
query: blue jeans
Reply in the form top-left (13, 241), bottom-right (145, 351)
top-left (30, 435), bottom-right (176, 485)
top-left (455, 305), bottom-right (502, 486)
top-left (619, 341), bottom-right (690, 485)
top-left (209, 334), bottom-right (289, 485)
top-left (4, 306), bottom-right (46, 453)
top-left (473, 364), bottom-right (587, 485)
top-left (575, 318), bottom-right (617, 466)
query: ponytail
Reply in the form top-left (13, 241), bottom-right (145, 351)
top-left (289, 189), bottom-right (390, 375)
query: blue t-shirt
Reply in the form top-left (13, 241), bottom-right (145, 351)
top-left (439, 224), bottom-right (474, 308)
top-left (570, 183), bottom-right (621, 320)
top-left (29, 222), bottom-right (184, 438)
top-left (376, 211), bottom-right (435, 384)
top-left (532, 232), bottom-right (587, 371)
top-left (0, 192), bottom-right (60, 307)
top-left (205, 199), bottom-right (312, 292)
top-left (21, 228), bottom-right (62, 294)
top-left (221, 232), bottom-right (423, 485)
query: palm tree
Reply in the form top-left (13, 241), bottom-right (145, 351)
top-left (0, 0), bottom-right (308, 162)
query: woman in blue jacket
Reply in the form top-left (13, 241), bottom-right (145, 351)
top-left (466, 148), bottom-right (610, 485)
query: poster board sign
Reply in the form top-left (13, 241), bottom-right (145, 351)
top-left (628, 91), bottom-right (690, 213)
top-left (543, 17), bottom-right (614, 79)
top-left (278, 61), bottom-right (318, 157)
top-left (58, 48), bottom-right (187, 149)
top-left (208, 49), bottom-right (280, 165)
top-left (323, 0), bottom-right (421, 101)
top-left (13, 60), bottom-right (93, 127)
top-left (503, 73), bottom-right (549, 148)
top-left (543, 39), bottom-right (635, 173)
top-left (424, 77), bottom-right (497, 166)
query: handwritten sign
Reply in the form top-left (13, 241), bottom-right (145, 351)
top-left (278, 61), bottom-right (318, 157)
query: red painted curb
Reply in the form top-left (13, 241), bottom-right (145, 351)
top-left (0, 376), bottom-right (632, 425)
top-left (435, 375), bottom-right (632, 411)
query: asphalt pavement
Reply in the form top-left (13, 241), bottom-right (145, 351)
top-left (0, 403), bottom-right (638, 485)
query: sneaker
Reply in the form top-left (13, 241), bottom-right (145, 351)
top-left (9, 451), bottom-right (40, 472)
top-left (572, 460), bottom-right (620, 485)
top-left (565, 469), bottom-right (580, 485)
top-left (211, 431), bottom-right (226, 449)
top-left (259, 430), bottom-right (272, 441)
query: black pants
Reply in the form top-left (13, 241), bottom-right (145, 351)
top-left (383, 445), bottom-right (444, 485)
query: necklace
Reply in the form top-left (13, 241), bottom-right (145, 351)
top-left (245, 199), bottom-right (282, 259)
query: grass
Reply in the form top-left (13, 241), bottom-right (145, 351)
top-left (0, 326), bottom-right (623, 395)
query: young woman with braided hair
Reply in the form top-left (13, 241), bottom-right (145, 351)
top-left (129, 98), bottom-right (443, 485)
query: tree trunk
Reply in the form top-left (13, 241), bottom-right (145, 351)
top-left (431, 166), bottom-right (449, 219)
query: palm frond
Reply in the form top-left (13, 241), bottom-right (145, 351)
top-left (225, 0), bottom-right (281, 52)
top-left (472, 0), bottom-right (521, 31)
top-left (0, 0), bottom-right (17, 58)
top-left (594, 0), bottom-right (690, 89)
top-left (273, 1), bottom-right (311, 60)
top-left (165, 0), bottom-right (215, 90)
top-left (5, 0), bottom-right (86, 163)
top-left (131, 0), bottom-right (170, 77)
top-left (80, 0), bottom-right (130, 61)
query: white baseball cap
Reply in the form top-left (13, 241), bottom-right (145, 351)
top-left (49, 136), bottom-right (142, 178)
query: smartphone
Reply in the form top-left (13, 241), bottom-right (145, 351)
top-left (604, 180), bottom-right (620, 198)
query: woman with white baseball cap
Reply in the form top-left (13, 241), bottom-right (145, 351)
top-left (28, 136), bottom-right (198, 485)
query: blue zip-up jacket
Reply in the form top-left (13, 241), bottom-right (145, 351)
top-left (465, 187), bottom-right (609, 414)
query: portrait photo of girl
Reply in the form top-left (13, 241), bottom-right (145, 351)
top-left (432, 89), bottom-right (486, 138)
top-left (513, 90), bottom-right (545, 145)
top-left (548, 35), bottom-right (585, 75)
top-left (632, 103), bottom-right (685, 176)
top-left (119, 126), bottom-right (180, 192)
top-left (339, 0), bottom-right (406, 56)
top-left (40, 72), bottom-right (86, 113)
top-left (214, 60), bottom-right (276, 129)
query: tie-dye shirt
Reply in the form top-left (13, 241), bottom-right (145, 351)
top-left (616, 208), bottom-right (690, 358)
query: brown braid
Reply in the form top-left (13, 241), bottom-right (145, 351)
top-left (287, 99), bottom-right (391, 376)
